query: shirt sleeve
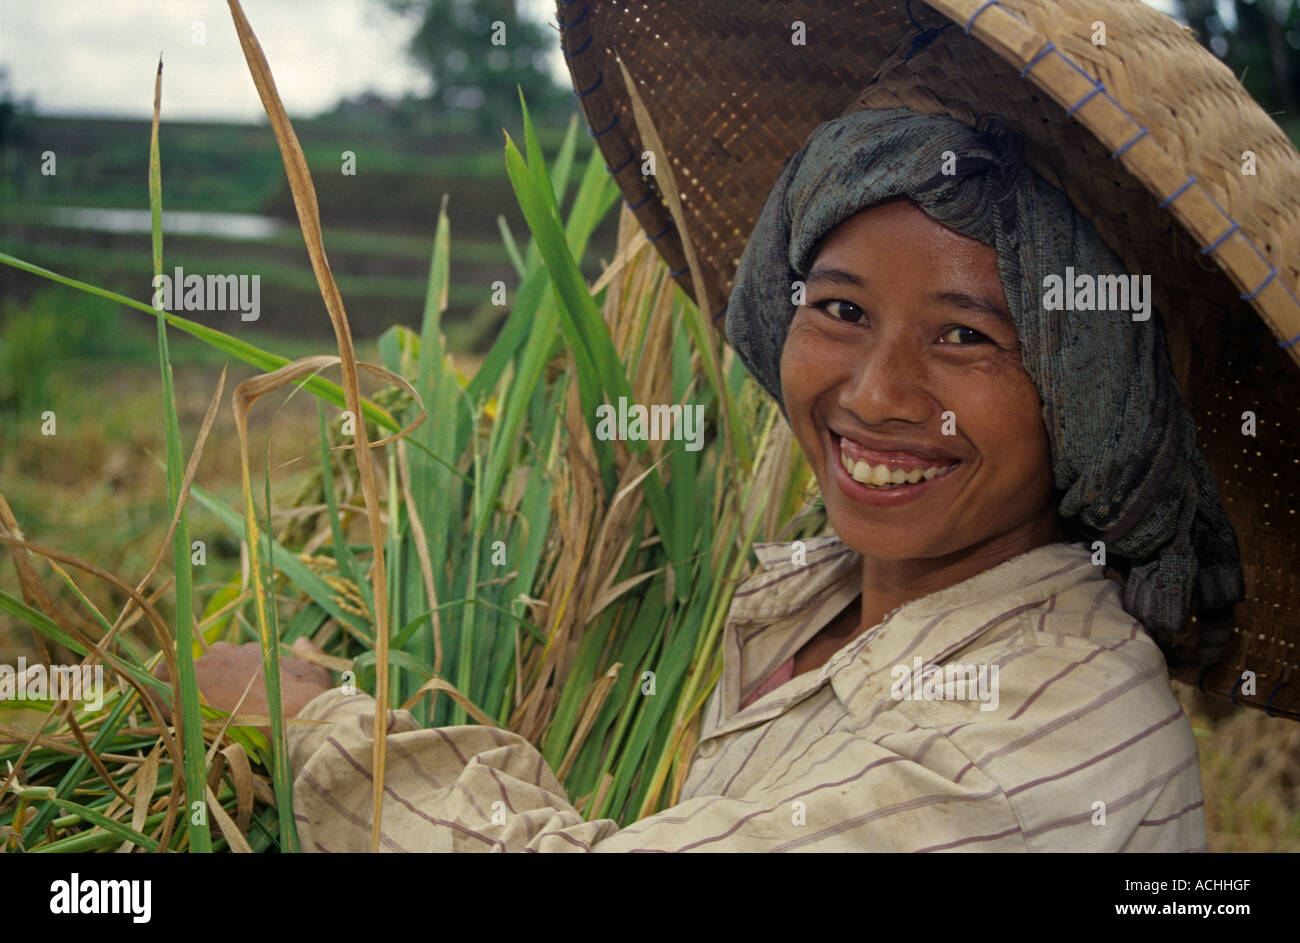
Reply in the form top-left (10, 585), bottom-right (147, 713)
top-left (287, 687), bottom-right (618, 852)
top-left (284, 686), bottom-right (1031, 852)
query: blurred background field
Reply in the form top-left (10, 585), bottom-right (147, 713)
top-left (1, 0), bottom-right (1298, 852)
top-left (0, 111), bottom-right (594, 352)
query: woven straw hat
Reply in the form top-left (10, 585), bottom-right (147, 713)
top-left (557, 0), bottom-right (1300, 720)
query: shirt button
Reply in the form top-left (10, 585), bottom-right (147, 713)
top-left (696, 739), bottom-right (718, 759)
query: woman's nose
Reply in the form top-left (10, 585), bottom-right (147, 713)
top-left (837, 332), bottom-right (931, 422)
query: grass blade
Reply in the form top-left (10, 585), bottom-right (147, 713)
top-left (148, 56), bottom-right (211, 854)
top-left (226, 0), bottom-right (396, 849)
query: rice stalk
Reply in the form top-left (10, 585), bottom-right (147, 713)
top-left (148, 57), bottom-right (210, 851)
top-left (224, 0), bottom-right (394, 849)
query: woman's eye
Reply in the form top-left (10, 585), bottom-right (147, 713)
top-left (938, 325), bottom-right (992, 345)
top-left (808, 303), bottom-right (993, 344)
top-left (812, 299), bottom-right (864, 323)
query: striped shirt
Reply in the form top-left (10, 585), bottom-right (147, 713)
top-left (286, 535), bottom-right (1205, 852)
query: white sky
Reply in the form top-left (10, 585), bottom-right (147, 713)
top-left (0, 0), bottom-right (567, 121)
top-left (0, 0), bottom-right (1185, 122)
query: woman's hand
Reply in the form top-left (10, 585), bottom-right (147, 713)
top-left (151, 638), bottom-right (334, 739)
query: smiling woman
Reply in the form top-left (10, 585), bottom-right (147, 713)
top-left (699, 102), bottom-right (1242, 851)
top-left (780, 195), bottom-right (1067, 660)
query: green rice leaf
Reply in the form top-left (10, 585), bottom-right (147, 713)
top-left (149, 56), bottom-right (211, 853)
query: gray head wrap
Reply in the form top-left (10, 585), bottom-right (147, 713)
top-left (724, 106), bottom-right (1244, 644)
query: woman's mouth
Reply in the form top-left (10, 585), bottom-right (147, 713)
top-left (838, 449), bottom-right (960, 488)
top-left (829, 431), bottom-right (962, 501)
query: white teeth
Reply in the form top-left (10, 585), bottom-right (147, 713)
top-left (838, 441), bottom-right (957, 489)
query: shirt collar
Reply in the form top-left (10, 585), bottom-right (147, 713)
top-left (718, 533), bottom-right (1102, 728)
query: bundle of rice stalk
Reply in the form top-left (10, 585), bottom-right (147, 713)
top-left (507, 205), bottom-right (825, 821)
top-left (359, 103), bottom-right (828, 825)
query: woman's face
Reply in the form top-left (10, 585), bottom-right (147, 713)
top-left (780, 198), bottom-right (1061, 563)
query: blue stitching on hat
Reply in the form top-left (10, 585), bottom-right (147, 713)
top-left (1011, 40), bottom-right (1300, 337)
top-left (1239, 266), bottom-right (1275, 300)
top-left (647, 221), bottom-right (675, 241)
top-left (669, 266), bottom-right (689, 276)
top-left (1201, 221), bottom-right (1240, 255)
top-left (563, 33), bottom-right (592, 58)
top-left (1067, 82), bottom-right (1103, 116)
top-left (904, 24), bottom-right (953, 60)
top-left (1198, 185), bottom-right (1300, 319)
top-left (1110, 126), bottom-right (1148, 159)
top-left (626, 189), bottom-right (653, 211)
top-left (1158, 175), bottom-right (1196, 207)
top-left (1230, 675), bottom-right (1245, 707)
top-left (1019, 41), bottom-right (1056, 77)
top-left (608, 148), bottom-right (634, 174)
top-left (1051, 47), bottom-right (1115, 94)
top-left (925, 5), bottom-right (1300, 338)
top-left (560, 3), bottom-right (589, 29)
top-left (965, 1), bottom-right (1000, 32)
top-left (903, 0), bottom-right (954, 61)
top-left (590, 114), bottom-right (618, 137)
top-left (714, 306), bottom-right (727, 324)
top-left (574, 71), bottom-right (603, 96)
top-left (1264, 681), bottom-right (1288, 718)
top-left (1197, 663), bottom-right (1215, 693)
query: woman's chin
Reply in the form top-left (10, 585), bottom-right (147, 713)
top-left (823, 508), bottom-right (946, 561)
